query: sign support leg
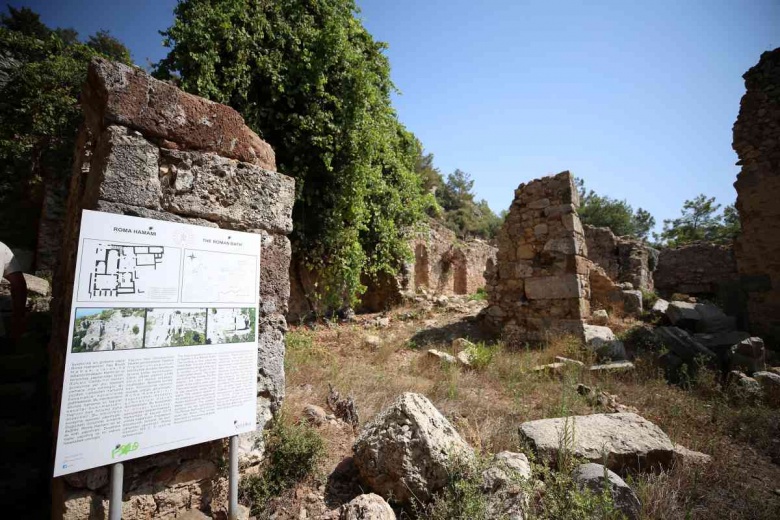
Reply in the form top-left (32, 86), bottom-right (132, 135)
top-left (229, 435), bottom-right (239, 520)
top-left (109, 462), bottom-right (123, 520)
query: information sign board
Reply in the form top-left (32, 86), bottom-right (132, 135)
top-left (53, 210), bottom-right (260, 476)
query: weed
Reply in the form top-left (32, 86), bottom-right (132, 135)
top-left (239, 414), bottom-right (325, 515)
top-left (640, 288), bottom-right (659, 310)
top-left (466, 341), bottom-right (497, 370)
top-left (468, 287), bottom-right (488, 301)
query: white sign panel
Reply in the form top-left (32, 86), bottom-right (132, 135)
top-left (53, 210), bottom-right (260, 477)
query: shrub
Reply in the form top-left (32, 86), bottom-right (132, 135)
top-left (640, 288), bottom-right (658, 310)
top-left (467, 342), bottom-right (496, 370)
top-left (469, 287), bottom-right (488, 301)
top-left (239, 415), bottom-right (325, 515)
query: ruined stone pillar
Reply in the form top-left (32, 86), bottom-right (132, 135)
top-left (733, 48), bottom-right (780, 349)
top-left (48, 58), bottom-right (294, 518)
top-left (484, 171), bottom-right (589, 345)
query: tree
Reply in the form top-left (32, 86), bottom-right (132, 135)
top-left (575, 178), bottom-right (656, 240)
top-left (156, 0), bottom-right (432, 309)
top-left (87, 30), bottom-right (132, 64)
top-left (0, 6), bottom-right (133, 247)
top-left (656, 195), bottom-right (739, 247)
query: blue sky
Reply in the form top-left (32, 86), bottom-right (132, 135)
top-left (13, 0), bottom-right (779, 231)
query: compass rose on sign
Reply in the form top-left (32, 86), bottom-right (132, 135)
top-left (188, 253), bottom-right (196, 261)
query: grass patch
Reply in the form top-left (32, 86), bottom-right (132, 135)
top-left (468, 287), bottom-right (489, 301)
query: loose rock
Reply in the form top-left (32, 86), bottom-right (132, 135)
top-left (303, 405), bottom-right (328, 427)
top-left (353, 393), bottom-right (473, 504)
top-left (519, 412), bottom-right (674, 472)
top-left (427, 349), bottom-right (459, 365)
top-left (572, 463), bottom-right (641, 520)
top-left (583, 324), bottom-right (626, 361)
top-left (589, 361), bottom-right (634, 373)
top-left (753, 371), bottom-right (780, 406)
top-left (591, 309), bottom-right (609, 326)
top-left (673, 444), bottom-right (712, 467)
top-left (339, 493), bottom-right (395, 520)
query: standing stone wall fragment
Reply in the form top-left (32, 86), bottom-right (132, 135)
top-left (48, 58), bottom-right (294, 519)
top-left (484, 171), bottom-right (589, 344)
top-left (733, 48), bottom-right (780, 349)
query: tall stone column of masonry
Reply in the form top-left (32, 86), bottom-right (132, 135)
top-left (48, 58), bottom-right (294, 519)
top-left (733, 48), bottom-right (780, 348)
top-left (484, 171), bottom-right (590, 346)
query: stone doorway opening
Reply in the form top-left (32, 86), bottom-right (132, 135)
top-left (453, 252), bottom-right (468, 295)
top-left (414, 244), bottom-right (429, 290)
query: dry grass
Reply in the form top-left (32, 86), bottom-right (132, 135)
top-left (280, 302), bottom-right (780, 519)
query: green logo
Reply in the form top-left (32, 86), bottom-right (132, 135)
top-left (111, 442), bottom-right (139, 459)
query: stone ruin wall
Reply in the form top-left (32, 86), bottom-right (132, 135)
top-left (653, 242), bottom-right (738, 297)
top-left (583, 224), bottom-right (655, 292)
top-left (733, 48), bottom-right (780, 348)
top-left (408, 220), bottom-right (497, 297)
top-left (48, 58), bottom-right (295, 519)
top-left (287, 220), bottom-right (498, 320)
top-left (484, 171), bottom-right (590, 344)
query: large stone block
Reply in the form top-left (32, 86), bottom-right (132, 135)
top-left (519, 412), bottom-right (674, 473)
top-left (83, 58), bottom-right (275, 170)
top-left (159, 150), bottom-right (294, 234)
top-left (525, 274), bottom-right (584, 300)
top-left (256, 231), bottom-right (292, 315)
top-left (90, 126), bottom-right (162, 209)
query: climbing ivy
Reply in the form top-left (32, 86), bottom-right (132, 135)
top-left (156, 0), bottom-right (433, 309)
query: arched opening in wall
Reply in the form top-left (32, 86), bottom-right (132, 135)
top-left (485, 258), bottom-right (495, 279)
top-left (453, 253), bottom-right (468, 295)
top-left (414, 244), bottom-right (429, 289)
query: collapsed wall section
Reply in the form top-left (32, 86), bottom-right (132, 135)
top-left (484, 171), bottom-right (589, 344)
top-left (733, 48), bottom-right (780, 348)
top-left (653, 242), bottom-right (737, 297)
top-left (49, 58), bottom-right (294, 519)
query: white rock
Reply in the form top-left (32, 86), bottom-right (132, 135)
top-left (519, 412), bottom-right (674, 472)
top-left (339, 493), bottom-right (395, 520)
top-left (353, 393), bottom-right (473, 504)
top-left (583, 324), bottom-right (626, 361)
top-left (591, 309), bottom-right (609, 325)
top-left (427, 349), bottom-right (458, 364)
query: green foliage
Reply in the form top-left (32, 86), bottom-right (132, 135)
top-left (86, 30), bottom-right (132, 64)
top-left (575, 178), bottom-right (655, 239)
top-left (132, 325), bottom-right (140, 335)
top-left (427, 165), bottom-right (503, 240)
top-left (656, 195), bottom-right (740, 247)
top-left (640, 288), bottom-right (658, 310)
top-left (239, 415), bottom-right (325, 515)
top-left (468, 287), bottom-right (488, 301)
top-left (0, 7), bottom-right (132, 248)
top-left (156, 0), bottom-right (432, 310)
top-left (421, 455), bottom-right (494, 520)
top-left (466, 341), bottom-right (496, 370)
top-left (532, 464), bottom-right (624, 520)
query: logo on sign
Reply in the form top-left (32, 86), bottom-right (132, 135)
top-left (111, 442), bottom-right (139, 459)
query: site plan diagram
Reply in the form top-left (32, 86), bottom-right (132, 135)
top-left (77, 239), bottom-right (181, 303)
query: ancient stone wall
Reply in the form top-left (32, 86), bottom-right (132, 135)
top-left (49, 58), bottom-right (294, 519)
top-left (653, 242), bottom-right (738, 297)
top-left (484, 171), bottom-right (589, 344)
top-left (733, 48), bottom-right (780, 348)
top-left (583, 225), bottom-right (655, 291)
top-left (287, 220), bottom-right (497, 320)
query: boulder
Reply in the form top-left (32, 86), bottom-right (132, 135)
top-left (672, 444), bottom-right (712, 467)
top-left (651, 298), bottom-right (669, 316)
top-left (0, 273), bottom-right (50, 297)
top-left (456, 349), bottom-right (474, 367)
top-left (591, 309), bottom-right (609, 326)
top-left (303, 404), bottom-right (328, 427)
top-left (653, 327), bottom-right (716, 364)
top-left (353, 393), bottom-right (473, 504)
top-left (753, 371), bottom-right (780, 407)
top-left (518, 412), bottom-right (674, 473)
top-left (427, 349), bottom-right (459, 365)
top-left (665, 301), bottom-right (700, 329)
top-left (731, 337), bottom-right (766, 374)
top-left (728, 371), bottom-right (762, 402)
top-left (572, 463), bottom-right (641, 520)
top-left (339, 494), bottom-right (395, 520)
top-left (621, 290), bottom-right (643, 315)
top-left (481, 452), bottom-right (532, 520)
top-left (692, 331), bottom-right (751, 354)
top-left (693, 303), bottom-right (736, 333)
top-left (583, 325), bottom-right (626, 361)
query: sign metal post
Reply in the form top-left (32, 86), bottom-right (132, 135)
top-left (229, 434), bottom-right (239, 520)
top-left (109, 462), bottom-right (123, 520)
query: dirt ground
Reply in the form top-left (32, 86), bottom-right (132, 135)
top-left (260, 297), bottom-right (780, 519)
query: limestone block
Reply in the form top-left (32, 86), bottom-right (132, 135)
top-left (573, 463), bottom-right (641, 520)
top-left (353, 393), bottom-right (473, 504)
top-left (84, 57), bottom-right (276, 169)
top-left (525, 275), bottom-right (583, 300)
top-left (91, 125), bottom-right (162, 209)
top-left (583, 324), bottom-right (626, 360)
top-left (256, 231), bottom-right (292, 315)
top-left (519, 412), bottom-right (674, 472)
top-left (160, 150), bottom-right (294, 234)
